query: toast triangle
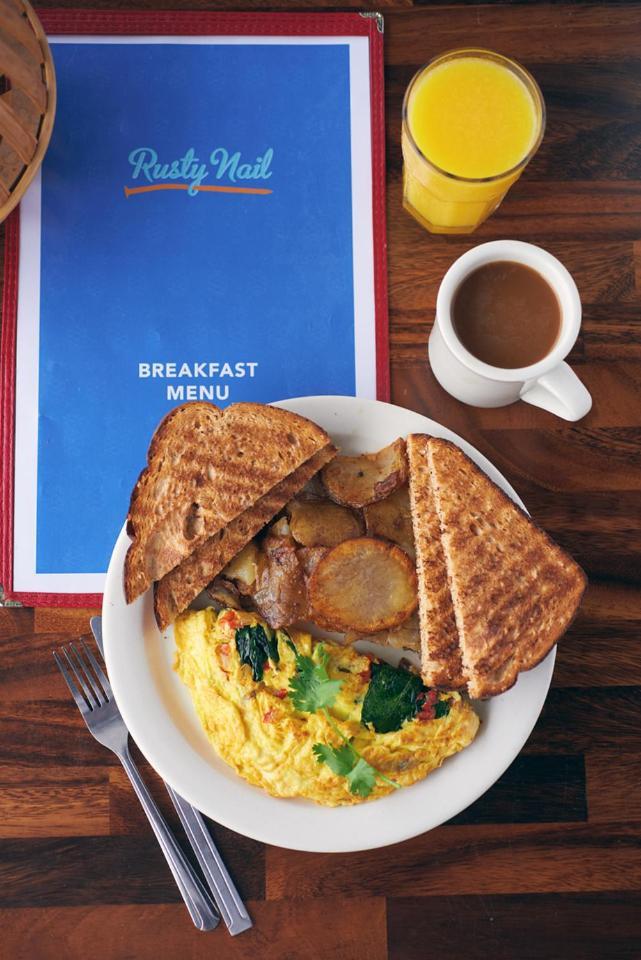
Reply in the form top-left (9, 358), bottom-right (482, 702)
top-left (124, 402), bottom-right (332, 603)
top-left (426, 438), bottom-right (586, 699)
top-left (406, 434), bottom-right (467, 689)
top-left (153, 444), bottom-right (336, 630)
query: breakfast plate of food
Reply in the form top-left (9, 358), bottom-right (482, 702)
top-left (102, 395), bottom-right (586, 852)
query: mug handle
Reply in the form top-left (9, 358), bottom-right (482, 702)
top-left (520, 361), bottom-right (592, 422)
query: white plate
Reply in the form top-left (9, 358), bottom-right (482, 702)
top-left (103, 396), bottom-right (554, 853)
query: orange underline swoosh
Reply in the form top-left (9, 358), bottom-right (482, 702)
top-left (124, 183), bottom-right (272, 198)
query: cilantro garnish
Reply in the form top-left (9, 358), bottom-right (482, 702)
top-left (312, 744), bottom-right (377, 798)
top-left (288, 643), bottom-right (399, 798)
top-left (235, 624), bottom-right (279, 682)
top-left (346, 756), bottom-right (380, 797)
top-left (361, 661), bottom-right (427, 733)
top-left (288, 643), bottom-right (342, 713)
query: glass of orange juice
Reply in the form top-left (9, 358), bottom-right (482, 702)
top-left (402, 49), bottom-right (545, 235)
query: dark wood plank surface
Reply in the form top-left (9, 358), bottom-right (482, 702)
top-left (1, 2), bottom-right (640, 958)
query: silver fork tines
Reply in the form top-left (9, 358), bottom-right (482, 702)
top-left (55, 641), bottom-right (114, 717)
top-left (55, 647), bottom-right (93, 712)
top-left (79, 638), bottom-right (111, 698)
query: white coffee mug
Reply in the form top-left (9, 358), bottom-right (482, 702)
top-left (429, 240), bottom-right (592, 421)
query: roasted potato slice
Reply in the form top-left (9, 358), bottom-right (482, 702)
top-left (297, 473), bottom-right (326, 501)
top-left (296, 545), bottom-right (329, 579)
top-left (363, 485), bottom-right (415, 560)
top-left (221, 541), bottom-right (259, 595)
top-left (287, 498), bottom-right (364, 548)
top-left (345, 612), bottom-right (421, 652)
top-left (308, 537), bottom-right (418, 634)
top-left (206, 576), bottom-right (243, 610)
top-left (267, 516), bottom-right (291, 538)
top-left (321, 438), bottom-right (408, 509)
top-left (253, 534), bottom-right (307, 629)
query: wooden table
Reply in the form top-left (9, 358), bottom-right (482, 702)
top-left (1, 2), bottom-right (640, 958)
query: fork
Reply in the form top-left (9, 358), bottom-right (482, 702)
top-left (53, 639), bottom-right (219, 931)
top-left (90, 616), bottom-right (252, 936)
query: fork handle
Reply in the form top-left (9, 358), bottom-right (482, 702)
top-left (166, 784), bottom-right (252, 935)
top-left (118, 747), bottom-right (219, 931)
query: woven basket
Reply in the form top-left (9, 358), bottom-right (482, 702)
top-left (0, 0), bottom-right (55, 223)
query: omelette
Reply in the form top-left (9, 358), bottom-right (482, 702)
top-left (174, 607), bottom-right (479, 806)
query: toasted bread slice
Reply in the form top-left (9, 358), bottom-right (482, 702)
top-left (406, 434), bottom-right (467, 689)
top-left (426, 438), bottom-right (587, 699)
top-left (153, 445), bottom-right (336, 630)
top-left (124, 402), bottom-right (331, 603)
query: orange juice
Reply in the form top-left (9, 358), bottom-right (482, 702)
top-left (402, 50), bottom-right (545, 234)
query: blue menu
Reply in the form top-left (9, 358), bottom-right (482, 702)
top-left (12, 34), bottom-right (380, 593)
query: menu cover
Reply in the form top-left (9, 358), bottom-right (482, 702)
top-left (0, 11), bottom-right (387, 606)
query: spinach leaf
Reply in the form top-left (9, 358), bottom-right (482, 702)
top-left (434, 699), bottom-right (451, 719)
top-left (235, 624), bottom-right (279, 682)
top-left (361, 661), bottom-right (427, 733)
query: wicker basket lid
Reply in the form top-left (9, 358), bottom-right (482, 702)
top-left (0, 0), bottom-right (56, 223)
